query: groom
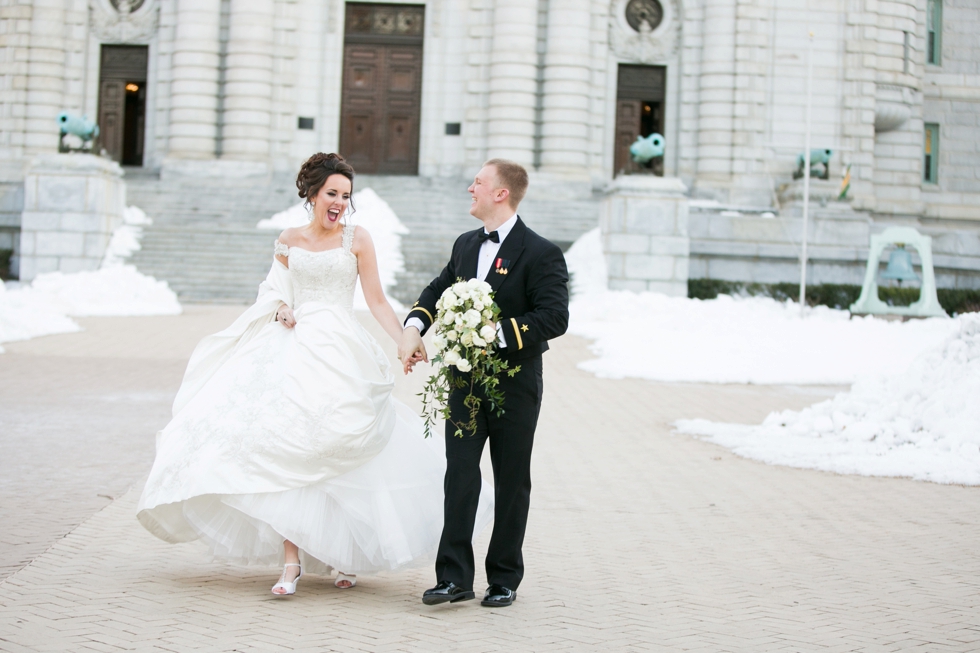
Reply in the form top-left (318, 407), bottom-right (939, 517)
top-left (400, 159), bottom-right (569, 607)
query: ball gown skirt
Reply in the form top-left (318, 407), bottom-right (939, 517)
top-left (138, 296), bottom-right (493, 576)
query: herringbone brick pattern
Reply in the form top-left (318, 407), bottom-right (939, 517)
top-left (1, 307), bottom-right (978, 651)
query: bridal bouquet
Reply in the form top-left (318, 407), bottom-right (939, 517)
top-left (420, 278), bottom-right (520, 438)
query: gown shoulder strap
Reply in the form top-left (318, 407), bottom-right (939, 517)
top-left (274, 239), bottom-right (289, 258)
top-left (342, 223), bottom-right (355, 253)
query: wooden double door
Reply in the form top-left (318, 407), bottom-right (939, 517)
top-left (98, 45), bottom-right (148, 166)
top-left (340, 43), bottom-right (423, 175)
top-left (614, 64), bottom-right (666, 176)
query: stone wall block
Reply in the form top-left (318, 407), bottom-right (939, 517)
top-left (18, 154), bottom-right (124, 281)
top-left (605, 233), bottom-right (649, 254)
top-left (34, 230), bottom-right (84, 257)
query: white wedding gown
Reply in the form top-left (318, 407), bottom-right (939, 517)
top-left (138, 224), bottom-right (492, 575)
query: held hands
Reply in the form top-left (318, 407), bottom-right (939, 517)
top-left (276, 305), bottom-right (296, 329)
top-left (398, 326), bottom-right (428, 375)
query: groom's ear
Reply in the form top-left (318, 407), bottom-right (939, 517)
top-left (493, 187), bottom-right (511, 205)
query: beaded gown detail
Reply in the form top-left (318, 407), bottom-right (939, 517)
top-left (138, 224), bottom-right (492, 574)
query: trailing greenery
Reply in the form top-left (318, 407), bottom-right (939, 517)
top-left (687, 279), bottom-right (980, 316)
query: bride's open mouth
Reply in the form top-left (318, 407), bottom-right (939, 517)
top-left (327, 208), bottom-right (341, 222)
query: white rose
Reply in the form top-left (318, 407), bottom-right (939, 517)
top-left (455, 358), bottom-right (472, 372)
top-left (443, 291), bottom-right (459, 308)
top-left (480, 324), bottom-right (496, 341)
top-left (461, 330), bottom-right (474, 346)
top-left (452, 281), bottom-right (467, 295)
top-left (464, 309), bottom-right (481, 327)
top-left (443, 349), bottom-right (460, 365)
top-left (473, 300), bottom-right (485, 311)
top-left (466, 278), bottom-right (482, 290)
top-left (454, 314), bottom-right (464, 327)
top-left (442, 310), bottom-right (457, 325)
top-left (472, 335), bottom-right (486, 348)
top-left (432, 334), bottom-right (447, 351)
top-left (446, 329), bottom-right (458, 341)
top-left (483, 309), bottom-right (493, 320)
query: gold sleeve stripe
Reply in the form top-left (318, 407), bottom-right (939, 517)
top-left (409, 306), bottom-right (434, 324)
top-left (510, 318), bottom-right (523, 350)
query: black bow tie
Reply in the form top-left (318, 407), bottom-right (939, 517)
top-left (478, 230), bottom-right (500, 243)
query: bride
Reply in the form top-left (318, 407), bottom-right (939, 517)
top-left (138, 152), bottom-right (491, 596)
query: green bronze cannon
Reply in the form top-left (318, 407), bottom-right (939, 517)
top-left (57, 112), bottom-right (100, 153)
top-left (793, 148), bottom-right (832, 180)
top-left (629, 132), bottom-right (665, 165)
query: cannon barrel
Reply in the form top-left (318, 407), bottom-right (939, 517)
top-left (797, 148), bottom-right (832, 167)
top-left (629, 133), bottom-right (665, 164)
top-left (57, 112), bottom-right (99, 141)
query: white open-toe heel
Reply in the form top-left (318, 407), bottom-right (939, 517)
top-left (334, 572), bottom-right (356, 589)
top-left (272, 563), bottom-right (303, 596)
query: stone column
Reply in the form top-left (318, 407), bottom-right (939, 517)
top-left (168, 0), bottom-right (222, 159)
top-left (23, 0), bottom-right (69, 154)
top-left (539, 0), bottom-right (592, 174)
top-left (220, 0), bottom-right (275, 161)
top-left (486, 0), bottom-right (539, 165)
top-left (695, 0), bottom-right (736, 192)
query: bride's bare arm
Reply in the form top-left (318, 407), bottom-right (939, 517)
top-left (352, 226), bottom-right (407, 346)
top-left (274, 229), bottom-right (296, 328)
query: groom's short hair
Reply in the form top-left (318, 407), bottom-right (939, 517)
top-left (484, 158), bottom-right (529, 208)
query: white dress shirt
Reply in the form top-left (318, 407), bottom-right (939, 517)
top-left (407, 213), bottom-right (518, 347)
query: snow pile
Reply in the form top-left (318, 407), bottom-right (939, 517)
top-left (565, 228), bottom-right (956, 385)
top-left (675, 314), bottom-right (980, 485)
top-left (258, 188), bottom-right (409, 310)
top-left (102, 205), bottom-right (153, 267)
top-left (0, 206), bottom-right (181, 352)
top-left (256, 202), bottom-right (310, 230)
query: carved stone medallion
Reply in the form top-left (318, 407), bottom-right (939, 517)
top-left (609, 0), bottom-right (679, 64)
top-left (625, 0), bottom-right (664, 32)
top-left (90, 0), bottom-right (159, 44)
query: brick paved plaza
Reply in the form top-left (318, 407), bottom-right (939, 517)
top-left (1, 306), bottom-right (978, 652)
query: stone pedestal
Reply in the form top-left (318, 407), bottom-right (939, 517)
top-left (601, 175), bottom-right (690, 296)
top-left (18, 154), bottom-right (125, 281)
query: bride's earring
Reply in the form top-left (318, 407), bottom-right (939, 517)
top-left (308, 202), bottom-right (314, 222)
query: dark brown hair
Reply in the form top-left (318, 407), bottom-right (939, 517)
top-left (483, 158), bottom-right (529, 208)
top-left (296, 152), bottom-right (355, 208)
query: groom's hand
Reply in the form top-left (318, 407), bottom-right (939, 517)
top-left (398, 326), bottom-right (428, 374)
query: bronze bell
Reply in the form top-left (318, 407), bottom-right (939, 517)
top-left (880, 244), bottom-right (920, 285)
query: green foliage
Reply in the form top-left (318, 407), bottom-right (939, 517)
top-left (687, 279), bottom-right (980, 315)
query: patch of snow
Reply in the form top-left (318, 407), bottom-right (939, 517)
top-left (256, 202), bottom-right (310, 230)
top-left (675, 314), bottom-right (980, 485)
top-left (0, 206), bottom-right (181, 351)
top-left (102, 205), bottom-right (153, 268)
top-left (565, 227), bottom-right (956, 385)
top-left (565, 227), bottom-right (607, 298)
top-left (258, 188), bottom-right (409, 311)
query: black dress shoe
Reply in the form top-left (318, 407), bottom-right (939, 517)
top-left (481, 584), bottom-right (516, 607)
top-left (422, 581), bottom-right (475, 605)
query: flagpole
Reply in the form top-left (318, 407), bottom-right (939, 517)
top-left (799, 31), bottom-right (814, 316)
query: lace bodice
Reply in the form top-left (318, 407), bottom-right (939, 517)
top-left (276, 224), bottom-right (357, 311)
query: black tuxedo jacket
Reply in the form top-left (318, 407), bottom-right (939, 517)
top-left (406, 217), bottom-right (569, 362)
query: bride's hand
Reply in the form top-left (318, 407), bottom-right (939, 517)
top-left (277, 306), bottom-right (296, 329)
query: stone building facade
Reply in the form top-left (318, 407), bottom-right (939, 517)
top-left (1, 0), bottom-right (978, 295)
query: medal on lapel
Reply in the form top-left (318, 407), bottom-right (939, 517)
top-left (495, 258), bottom-right (510, 275)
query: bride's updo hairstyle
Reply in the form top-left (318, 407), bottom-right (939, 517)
top-left (296, 152), bottom-right (356, 213)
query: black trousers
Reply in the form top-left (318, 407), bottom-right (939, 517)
top-left (435, 355), bottom-right (544, 591)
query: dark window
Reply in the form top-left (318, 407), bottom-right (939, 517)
top-left (444, 122), bottom-right (461, 135)
top-left (923, 123), bottom-right (939, 183)
top-left (927, 0), bottom-right (942, 65)
top-left (297, 117), bottom-right (315, 130)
